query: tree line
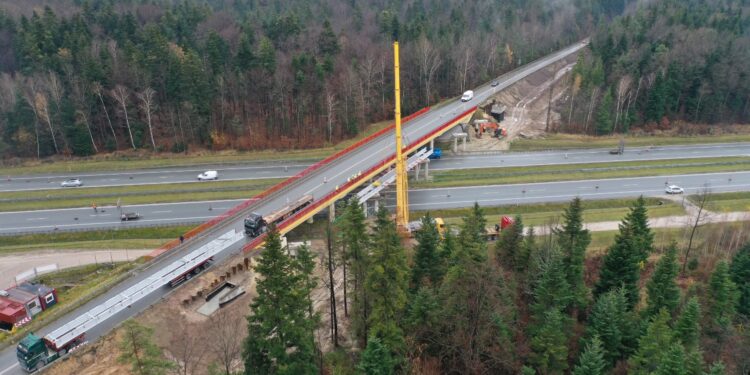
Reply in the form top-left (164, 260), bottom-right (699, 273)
top-left (0, 0), bottom-right (629, 158)
top-left (563, 0), bottom-right (750, 135)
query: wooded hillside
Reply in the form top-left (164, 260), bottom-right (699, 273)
top-left (0, 0), bottom-right (630, 158)
top-left (564, 0), bottom-right (750, 135)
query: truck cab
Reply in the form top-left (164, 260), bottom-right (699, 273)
top-left (17, 333), bottom-right (57, 372)
top-left (244, 213), bottom-right (267, 237)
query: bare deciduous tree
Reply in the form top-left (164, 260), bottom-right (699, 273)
top-left (206, 308), bottom-right (243, 375)
top-left (325, 90), bottom-right (337, 144)
top-left (416, 36), bottom-right (442, 106)
top-left (93, 82), bottom-right (118, 147)
top-left (34, 92), bottom-right (59, 154)
top-left (137, 87), bottom-right (157, 149)
top-left (683, 187), bottom-right (711, 275)
top-left (111, 85), bottom-right (136, 150)
top-left (169, 318), bottom-right (206, 375)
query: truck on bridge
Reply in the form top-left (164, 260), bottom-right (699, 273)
top-left (15, 230), bottom-right (242, 372)
top-left (244, 194), bottom-right (314, 237)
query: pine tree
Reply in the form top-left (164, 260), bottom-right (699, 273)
top-left (457, 202), bottom-right (487, 261)
top-left (628, 309), bottom-right (674, 375)
top-left (356, 337), bottom-right (395, 375)
top-left (627, 196), bottom-right (655, 264)
top-left (244, 226), bottom-right (317, 375)
top-left (411, 213), bottom-right (442, 289)
top-left (586, 288), bottom-right (638, 366)
top-left (596, 89), bottom-right (614, 134)
top-left (594, 223), bottom-right (640, 308)
top-left (708, 261), bottom-right (739, 329)
top-left (495, 215), bottom-right (524, 270)
top-left (118, 320), bottom-right (174, 375)
top-left (654, 343), bottom-right (687, 375)
top-left (365, 207), bottom-right (409, 354)
top-left (675, 297), bottom-right (701, 350)
top-left (529, 309), bottom-right (569, 374)
top-left (530, 246), bottom-right (573, 318)
top-left (573, 335), bottom-right (607, 375)
top-left (705, 362), bottom-right (726, 375)
top-left (645, 243), bottom-right (680, 317)
top-left (339, 199), bottom-right (370, 344)
top-left (729, 242), bottom-right (750, 317)
top-left (556, 197), bottom-right (591, 309)
top-left (317, 20), bottom-right (339, 56)
top-left (520, 226), bottom-right (536, 274)
top-left (645, 72), bottom-right (668, 123)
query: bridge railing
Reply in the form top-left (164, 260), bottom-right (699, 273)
top-left (149, 107), bottom-right (431, 257)
top-left (241, 106), bottom-right (477, 253)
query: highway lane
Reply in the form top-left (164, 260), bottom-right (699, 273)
top-left (0, 163), bottom-right (310, 192)
top-left (1, 142), bottom-right (748, 193)
top-left (430, 142), bottom-right (750, 170)
top-left (2, 170), bottom-right (749, 235)
top-left (0, 41), bottom-right (588, 374)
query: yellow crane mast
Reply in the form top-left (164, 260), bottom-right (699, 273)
top-left (393, 41), bottom-right (409, 230)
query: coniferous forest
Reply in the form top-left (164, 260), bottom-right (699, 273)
top-left (243, 198), bottom-right (750, 374)
top-left (0, 0), bottom-right (631, 158)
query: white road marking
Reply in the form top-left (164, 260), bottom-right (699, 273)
top-left (0, 363), bottom-right (19, 375)
top-left (26, 217), bottom-right (48, 221)
top-left (151, 210), bottom-right (173, 214)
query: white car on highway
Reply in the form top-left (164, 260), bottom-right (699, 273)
top-left (60, 178), bottom-right (83, 187)
top-left (198, 170), bottom-right (218, 181)
top-left (461, 90), bottom-right (474, 102)
top-left (665, 185), bottom-right (684, 194)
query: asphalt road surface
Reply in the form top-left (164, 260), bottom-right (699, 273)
top-left (3, 142), bottom-right (749, 193)
top-left (1, 170), bottom-right (749, 236)
top-left (0, 163), bottom-right (310, 192)
top-left (0, 41), bottom-right (589, 374)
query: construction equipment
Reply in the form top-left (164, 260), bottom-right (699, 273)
top-left (473, 120), bottom-right (507, 139)
top-left (487, 216), bottom-right (515, 240)
top-left (244, 194), bottom-right (314, 237)
top-left (407, 217), bottom-right (447, 239)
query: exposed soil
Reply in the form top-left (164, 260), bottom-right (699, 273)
top-left (455, 54), bottom-right (580, 153)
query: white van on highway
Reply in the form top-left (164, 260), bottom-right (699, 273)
top-left (461, 90), bottom-right (474, 102)
top-left (198, 170), bottom-right (218, 181)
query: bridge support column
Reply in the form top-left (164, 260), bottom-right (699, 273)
top-left (329, 202), bottom-right (335, 222)
top-left (415, 163), bottom-right (421, 181)
top-left (430, 139), bottom-right (434, 151)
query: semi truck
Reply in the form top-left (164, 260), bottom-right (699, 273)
top-left (16, 230), bottom-right (243, 372)
top-left (244, 194), bottom-right (314, 237)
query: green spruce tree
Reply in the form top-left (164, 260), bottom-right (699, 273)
top-left (530, 246), bottom-right (573, 318)
top-left (585, 288), bottom-right (638, 367)
top-left (708, 260), bottom-right (739, 330)
top-left (628, 309), bottom-right (674, 375)
top-left (365, 207), bottom-right (409, 354)
top-left (457, 202), bottom-right (487, 261)
top-left (645, 243), bottom-right (680, 317)
top-left (496, 215), bottom-right (524, 271)
top-left (556, 197), bottom-right (591, 309)
top-left (594, 223), bottom-right (640, 308)
top-left (573, 335), bottom-right (607, 375)
top-left (729, 242), bottom-right (750, 317)
top-left (596, 89), bottom-right (614, 135)
top-left (675, 297), bottom-right (701, 350)
top-left (411, 213), bottom-right (443, 289)
top-left (529, 309), bottom-right (569, 374)
top-left (244, 226), bottom-right (317, 375)
top-left (654, 343), bottom-right (687, 375)
top-left (356, 337), bottom-right (395, 375)
top-left (339, 199), bottom-right (370, 344)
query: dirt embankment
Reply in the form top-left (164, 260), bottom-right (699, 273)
top-left (456, 54), bottom-right (579, 153)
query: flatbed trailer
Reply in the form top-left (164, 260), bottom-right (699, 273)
top-left (16, 230), bottom-right (243, 372)
top-left (245, 194), bottom-right (313, 237)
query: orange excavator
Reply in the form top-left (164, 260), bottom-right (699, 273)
top-left (475, 121), bottom-right (507, 139)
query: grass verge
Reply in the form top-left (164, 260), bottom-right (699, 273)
top-left (413, 156), bottom-right (750, 188)
top-left (415, 198), bottom-right (685, 228)
top-left (509, 133), bottom-right (750, 152)
top-left (0, 225), bottom-right (193, 255)
top-left (0, 261), bottom-right (141, 347)
top-left (688, 191), bottom-right (750, 213)
top-left (0, 119), bottom-right (394, 176)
